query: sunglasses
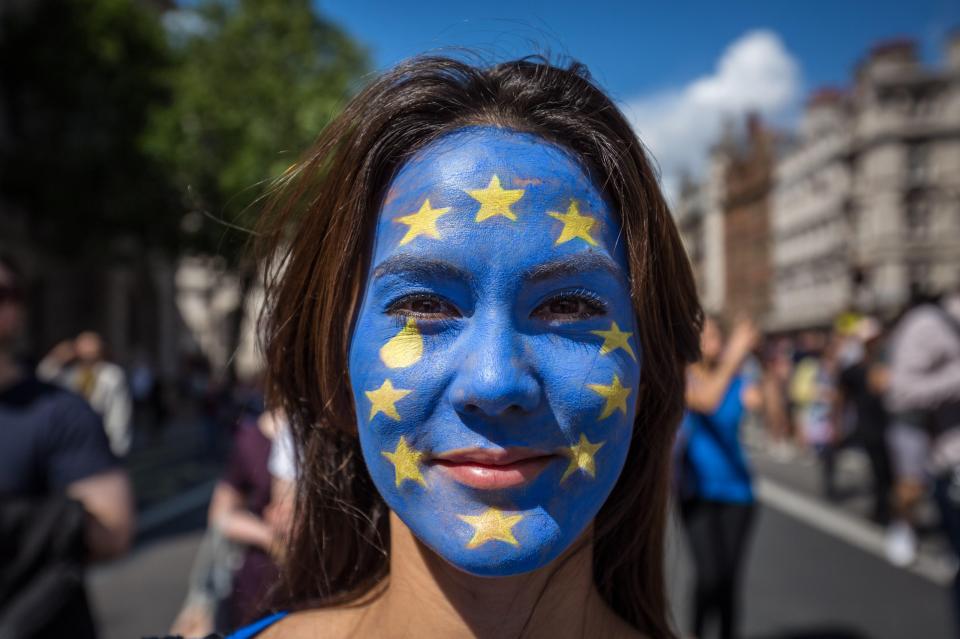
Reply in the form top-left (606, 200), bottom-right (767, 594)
top-left (0, 285), bottom-right (23, 305)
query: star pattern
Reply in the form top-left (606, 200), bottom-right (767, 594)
top-left (458, 508), bottom-right (524, 549)
top-left (586, 374), bottom-right (631, 420)
top-left (466, 175), bottom-right (525, 222)
top-left (395, 199), bottom-right (452, 246)
top-left (382, 436), bottom-right (427, 488)
top-left (590, 321), bottom-right (637, 361)
top-left (560, 433), bottom-right (605, 483)
top-left (365, 379), bottom-right (412, 421)
top-left (547, 200), bottom-right (598, 246)
top-left (379, 318), bottom-right (423, 369)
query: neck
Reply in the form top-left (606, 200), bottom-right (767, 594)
top-left (360, 512), bottom-right (613, 639)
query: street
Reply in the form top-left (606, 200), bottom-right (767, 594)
top-left (89, 437), bottom-right (956, 639)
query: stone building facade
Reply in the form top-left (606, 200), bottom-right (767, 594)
top-left (768, 90), bottom-right (854, 330)
top-left (722, 115), bottom-right (776, 321)
top-left (676, 35), bottom-right (960, 331)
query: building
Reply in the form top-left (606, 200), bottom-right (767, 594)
top-left (674, 148), bottom-right (729, 315)
top-left (677, 35), bottom-right (960, 331)
top-left (768, 89), bottom-right (854, 330)
top-left (849, 38), bottom-right (960, 314)
top-left (722, 114), bottom-right (777, 321)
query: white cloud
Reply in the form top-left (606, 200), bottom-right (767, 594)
top-left (620, 30), bottom-right (803, 201)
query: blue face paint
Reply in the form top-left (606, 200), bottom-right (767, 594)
top-left (348, 127), bottom-right (641, 576)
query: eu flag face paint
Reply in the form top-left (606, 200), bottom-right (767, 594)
top-left (348, 127), bottom-right (641, 576)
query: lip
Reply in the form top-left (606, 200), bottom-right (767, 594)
top-left (430, 447), bottom-right (557, 489)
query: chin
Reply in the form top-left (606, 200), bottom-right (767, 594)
top-left (408, 504), bottom-right (580, 578)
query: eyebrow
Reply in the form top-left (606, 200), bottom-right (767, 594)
top-left (522, 252), bottom-right (623, 284)
top-left (372, 254), bottom-right (475, 284)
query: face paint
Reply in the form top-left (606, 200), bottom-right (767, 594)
top-left (347, 126), bottom-right (641, 576)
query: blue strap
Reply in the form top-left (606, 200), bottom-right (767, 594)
top-left (225, 611), bottom-right (289, 639)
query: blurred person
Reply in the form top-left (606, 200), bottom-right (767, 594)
top-left (170, 406), bottom-right (284, 635)
top-left (836, 317), bottom-right (893, 524)
top-left (38, 331), bottom-right (133, 457)
top-left (760, 338), bottom-right (796, 461)
top-left (0, 254), bottom-right (135, 638)
top-left (886, 287), bottom-right (960, 621)
top-left (130, 349), bottom-right (167, 442)
top-left (789, 331), bottom-right (842, 498)
top-left (677, 316), bottom-right (761, 639)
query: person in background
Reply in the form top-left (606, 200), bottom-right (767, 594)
top-left (678, 316), bottom-right (762, 639)
top-left (169, 405), bottom-right (284, 635)
top-left (789, 331), bottom-right (841, 499)
top-left (836, 317), bottom-right (893, 524)
top-left (886, 286), bottom-right (960, 626)
top-left (0, 254), bottom-right (135, 638)
top-left (760, 338), bottom-right (795, 461)
top-left (38, 331), bottom-right (133, 457)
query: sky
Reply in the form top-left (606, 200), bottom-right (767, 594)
top-left (319, 0), bottom-right (959, 199)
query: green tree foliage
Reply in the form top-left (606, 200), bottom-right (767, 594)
top-left (0, 0), bottom-right (177, 255)
top-left (144, 0), bottom-right (368, 259)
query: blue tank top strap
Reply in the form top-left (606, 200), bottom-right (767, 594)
top-left (225, 611), bottom-right (289, 639)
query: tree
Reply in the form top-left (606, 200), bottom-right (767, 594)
top-left (0, 0), bottom-right (178, 255)
top-left (145, 0), bottom-right (367, 256)
top-left (144, 0), bottom-right (368, 377)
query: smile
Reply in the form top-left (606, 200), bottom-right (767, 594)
top-left (430, 447), bottom-right (557, 489)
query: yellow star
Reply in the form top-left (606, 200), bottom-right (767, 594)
top-left (590, 321), bottom-right (637, 361)
top-left (547, 200), bottom-right (598, 246)
top-left (586, 374), bottom-right (631, 420)
top-left (382, 436), bottom-right (427, 488)
top-left (394, 199), bottom-right (452, 246)
top-left (466, 175), bottom-right (525, 222)
top-left (365, 379), bottom-right (412, 421)
top-left (560, 433), bottom-right (605, 483)
top-left (457, 508), bottom-right (524, 549)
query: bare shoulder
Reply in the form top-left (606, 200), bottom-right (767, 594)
top-left (257, 607), bottom-right (366, 639)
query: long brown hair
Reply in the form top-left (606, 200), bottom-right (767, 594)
top-left (258, 55), bottom-right (701, 637)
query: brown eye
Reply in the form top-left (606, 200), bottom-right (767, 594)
top-left (532, 291), bottom-right (607, 321)
top-left (389, 294), bottom-right (460, 319)
top-left (550, 298), bottom-right (583, 315)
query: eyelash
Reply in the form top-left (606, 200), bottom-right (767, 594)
top-left (531, 289), bottom-right (608, 321)
top-left (386, 289), bottom-right (608, 323)
top-left (386, 293), bottom-right (460, 321)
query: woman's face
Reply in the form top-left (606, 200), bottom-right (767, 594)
top-left (348, 127), bottom-right (641, 576)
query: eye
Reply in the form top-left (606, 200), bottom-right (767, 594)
top-left (388, 293), bottom-right (461, 320)
top-left (532, 290), bottom-right (607, 322)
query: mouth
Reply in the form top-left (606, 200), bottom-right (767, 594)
top-left (429, 447), bottom-right (557, 489)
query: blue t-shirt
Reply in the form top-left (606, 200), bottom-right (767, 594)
top-left (0, 376), bottom-right (117, 497)
top-left (681, 375), bottom-right (754, 503)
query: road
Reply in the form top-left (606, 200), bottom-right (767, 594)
top-left (89, 488), bottom-right (955, 638)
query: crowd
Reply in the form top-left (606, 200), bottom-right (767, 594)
top-left (0, 253), bottom-right (284, 638)
top-left (675, 285), bottom-right (960, 638)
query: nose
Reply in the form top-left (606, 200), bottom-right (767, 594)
top-left (448, 315), bottom-right (541, 418)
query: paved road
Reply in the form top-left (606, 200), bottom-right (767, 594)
top-left (89, 491), bottom-right (954, 639)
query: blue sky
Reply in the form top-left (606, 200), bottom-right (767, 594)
top-left (320, 0), bottom-right (958, 197)
top-left (322, 0), bottom-right (957, 100)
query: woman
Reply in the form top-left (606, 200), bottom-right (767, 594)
top-left (678, 317), bottom-right (761, 639)
top-left (234, 56), bottom-right (701, 638)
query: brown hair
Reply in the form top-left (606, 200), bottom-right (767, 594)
top-left (258, 55), bottom-right (701, 637)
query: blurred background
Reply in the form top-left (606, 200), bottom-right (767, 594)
top-left (2, 1), bottom-right (960, 638)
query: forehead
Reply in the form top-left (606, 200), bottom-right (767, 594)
top-left (370, 127), bottom-right (627, 274)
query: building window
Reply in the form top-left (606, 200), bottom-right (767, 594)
top-left (908, 261), bottom-right (930, 293)
top-left (906, 144), bottom-right (929, 184)
top-left (905, 195), bottom-right (931, 239)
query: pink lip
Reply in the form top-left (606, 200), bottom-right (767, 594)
top-left (430, 447), bottom-right (557, 489)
